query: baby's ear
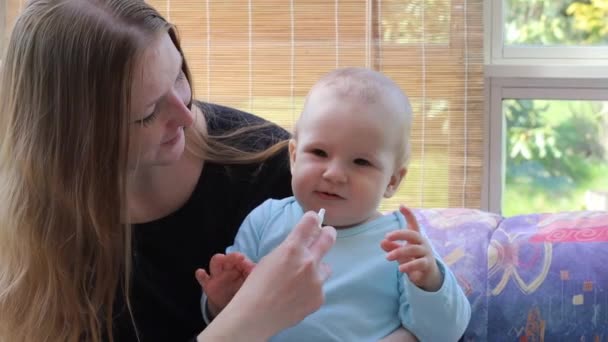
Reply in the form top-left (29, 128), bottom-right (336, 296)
top-left (384, 167), bottom-right (407, 198)
top-left (288, 139), bottom-right (297, 174)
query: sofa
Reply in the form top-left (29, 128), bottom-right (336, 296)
top-left (417, 208), bottom-right (608, 341)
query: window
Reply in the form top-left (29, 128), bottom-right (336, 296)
top-left (485, 0), bottom-right (608, 215)
top-left (3, 0), bottom-right (484, 210)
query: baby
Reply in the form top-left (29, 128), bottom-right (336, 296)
top-left (196, 67), bottom-right (471, 341)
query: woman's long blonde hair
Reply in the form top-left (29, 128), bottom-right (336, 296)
top-left (0, 1), bottom-right (185, 341)
top-left (0, 1), bottom-right (289, 341)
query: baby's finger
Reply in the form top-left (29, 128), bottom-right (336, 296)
top-left (225, 252), bottom-right (245, 262)
top-left (209, 253), bottom-right (227, 275)
top-left (406, 270), bottom-right (425, 285)
top-left (386, 244), bottom-right (427, 262)
top-left (223, 268), bottom-right (243, 282)
top-left (223, 253), bottom-right (245, 270)
top-left (385, 229), bottom-right (423, 245)
top-left (234, 257), bottom-right (255, 275)
top-left (238, 258), bottom-right (256, 275)
top-left (398, 257), bottom-right (429, 274)
top-left (380, 239), bottom-right (401, 253)
top-left (399, 205), bottom-right (421, 233)
top-left (195, 268), bottom-right (211, 287)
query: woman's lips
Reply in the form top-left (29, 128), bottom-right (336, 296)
top-left (162, 129), bottom-right (182, 145)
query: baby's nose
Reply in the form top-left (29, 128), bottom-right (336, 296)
top-left (322, 162), bottom-right (347, 183)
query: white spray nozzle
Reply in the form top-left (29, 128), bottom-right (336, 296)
top-left (317, 208), bottom-right (326, 228)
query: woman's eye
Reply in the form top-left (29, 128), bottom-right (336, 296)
top-left (354, 158), bottom-right (372, 166)
top-left (176, 70), bottom-right (186, 83)
top-left (311, 149), bottom-right (327, 157)
top-left (134, 109), bottom-right (158, 127)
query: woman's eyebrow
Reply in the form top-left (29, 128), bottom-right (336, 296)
top-left (144, 56), bottom-right (184, 108)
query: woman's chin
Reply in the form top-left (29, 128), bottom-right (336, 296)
top-left (128, 143), bottom-right (186, 170)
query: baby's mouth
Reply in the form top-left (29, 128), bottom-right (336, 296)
top-left (314, 191), bottom-right (345, 200)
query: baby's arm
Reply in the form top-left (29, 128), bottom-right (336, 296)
top-left (381, 207), bottom-right (442, 291)
top-left (195, 252), bottom-right (255, 317)
top-left (197, 201), bottom-right (272, 319)
top-left (383, 206), bottom-right (471, 341)
top-left (378, 327), bottom-right (418, 342)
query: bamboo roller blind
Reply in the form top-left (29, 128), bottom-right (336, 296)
top-left (1, 0), bottom-right (484, 209)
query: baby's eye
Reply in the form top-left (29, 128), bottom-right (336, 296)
top-left (311, 149), bottom-right (327, 157)
top-left (354, 158), bottom-right (372, 166)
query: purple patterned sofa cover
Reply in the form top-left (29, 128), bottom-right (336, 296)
top-left (417, 208), bottom-right (608, 341)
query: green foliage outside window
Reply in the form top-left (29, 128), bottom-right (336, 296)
top-left (504, 100), bottom-right (608, 215)
top-left (505, 0), bottom-right (608, 45)
top-left (567, 0), bottom-right (608, 43)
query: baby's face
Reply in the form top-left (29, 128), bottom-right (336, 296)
top-left (289, 90), bottom-right (406, 228)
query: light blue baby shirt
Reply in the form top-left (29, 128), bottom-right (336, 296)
top-left (227, 197), bottom-right (471, 341)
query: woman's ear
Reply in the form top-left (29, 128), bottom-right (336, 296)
top-left (288, 139), bottom-right (297, 175)
top-left (384, 167), bottom-right (407, 198)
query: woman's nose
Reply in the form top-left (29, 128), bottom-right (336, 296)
top-left (166, 90), bottom-right (194, 128)
top-left (322, 161), bottom-right (347, 183)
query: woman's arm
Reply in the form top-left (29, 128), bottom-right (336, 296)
top-left (197, 211), bottom-right (336, 341)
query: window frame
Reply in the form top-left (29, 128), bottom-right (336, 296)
top-left (483, 0), bottom-right (608, 214)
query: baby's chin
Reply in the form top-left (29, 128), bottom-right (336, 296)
top-left (297, 198), bottom-right (382, 228)
top-left (325, 212), bottom-right (383, 229)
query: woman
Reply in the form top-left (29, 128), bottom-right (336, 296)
top-left (0, 1), bottom-right (335, 341)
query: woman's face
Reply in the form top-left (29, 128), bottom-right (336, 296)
top-left (128, 33), bottom-right (193, 169)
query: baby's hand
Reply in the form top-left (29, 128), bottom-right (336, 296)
top-left (195, 252), bottom-right (256, 317)
top-left (380, 206), bottom-right (442, 292)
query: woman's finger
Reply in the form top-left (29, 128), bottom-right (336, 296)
top-left (284, 211), bottom-right (323, 247)
top-left (309, 225), bottom-right (337, 263)
top-left (319, 262), bottom-right (332, 282)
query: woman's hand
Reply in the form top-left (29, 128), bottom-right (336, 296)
top-left (198, 211), bottom-right (336, 342)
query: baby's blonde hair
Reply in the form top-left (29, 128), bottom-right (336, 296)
top-left (297, 67), bottom-right (413, 167)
